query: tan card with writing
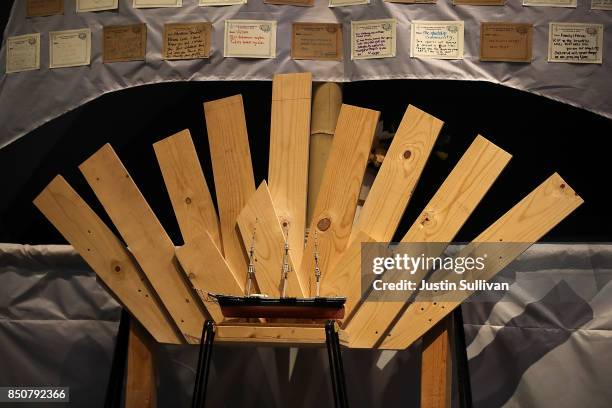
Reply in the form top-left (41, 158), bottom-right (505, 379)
top-left (480, 22), bottom-right (533, 62)
top-left (27, 0), bottom-right (64, 17)
top-left (265, 0), bottom-right (314, 5)
top-left (103, 24), bottom-right (147, 63)
top-left (163, 23), bottom-right (212, 60)
top-left (385, 0), bottom-right (436, 3)
top-left (292, 23), bottom-right (343, 61)
top-left (455, 0), bottom-right (503, 4)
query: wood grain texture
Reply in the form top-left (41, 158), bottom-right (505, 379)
top-left (175, 232), bottom-right (244, 323)
top-left (421, 319), bottom-right (452, 408)
top-left (380, 173), bottom-right (583, 350)
top-left (344, 136), bottom-right (512, 348)
top-left (349, 105), bottom-right (443, 243)
top-left (300, 104), bottom-right (379, 296)
top-left (216, 323), bottom-right (326, 344)
top-left (79, 144), bottom-right (206, 344)
top-left (153, 129), bottom-right (221, 251)
top-left (33, 176), bottom-right (182, 344)
top-left (236, 181), bottom-right (305, 298)
top-left (269, 72), bottom-right (312, 269)
top-left (204, 95), bottom-right (256, 287)
top-left (125, 321), bottom-right (157, 408)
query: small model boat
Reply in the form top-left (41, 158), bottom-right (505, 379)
top-left (209, 226), bottom-right (346, 320)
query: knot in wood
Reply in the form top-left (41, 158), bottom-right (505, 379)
top-left (317, 217), bottom-right (331, 231)
top-left (403, 150), bottom-right (412, 159)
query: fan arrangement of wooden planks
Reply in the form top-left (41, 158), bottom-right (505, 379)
top-left (33, 72), bottom-right (583, 350)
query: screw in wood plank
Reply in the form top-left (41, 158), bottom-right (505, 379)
top-left (185, 197), bottom-right (192, 204)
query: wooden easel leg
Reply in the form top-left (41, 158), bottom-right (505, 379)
top-left (125, 320), bottom-right (157, 408)
top-left (420, 317), bottom-right (452, 408)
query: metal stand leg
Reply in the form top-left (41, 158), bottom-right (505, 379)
top-left (325, 320), bottom-right (349, 408)
top-left (452, 308), bottom-right (473, 408)
top-left (191, 320), bottom-right (216, 408)
top-left (104, 309), bottom-right (131, 408)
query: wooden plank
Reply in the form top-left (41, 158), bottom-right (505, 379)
top-left (79, 144), bottom-right (206, 344)
top-left (204, 95), bottom-right (256, 287)
top-left (349, 105), bottom-right (443, 244)
top-left (322, 105), bottom-right (442, 307)
top-left (153, 129), bottom-right (221, 250)
top-left (421, 319), bottom-right (452, 408)
top-left (125, 321), bottom-right (157, 408)
top-left (344, 136), bottom-right (512, 348)
top-left (175, 232), bottom-right (244, 323)
top-left (269, 72), bottom-right (312, 269)
top-left (216, 323), bottom-right (326, 345)
top-left (33, 176), bottom-right (182, 345)
top-left (236, 181), bottom-right (305, 297)
top-left (379, 173), bottom-right (583, 350)
top-left (299, 104), bottom-right (379, 296)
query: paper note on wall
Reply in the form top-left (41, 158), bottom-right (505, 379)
top-left (77, 0), bottom-right (118, 12)
top-left (480, 22), bottom-right (533, 62)
top-left (6, 33), bottom-right (40, 74)
top-left (330, 0), bottom-right (369, 6)
top-left (199, 0), bottom-right (246, 5)
top-left (103, 24), bottom-right (147, 63)
top-left (224, 20), bottom-right (277, 58)
top-left (591, 0), bottom-right (612, 9)
top-left (523, 0), bottom-right (576, 7)
top-left (27, 0), bottom-right (63, 17)
top-left (163, 23), bottom-right (212, 60)
top-left (548, 22), bottom-right (603, 64)
top-left (49, 29), bottom-right (92, 69)
top-left (133, 0), bottom-right (182, 8)
top-left (351, 19), bottom-right (397, 60)
top-left (292, 22), bottom-right (343, 60)
top-left (411, 21), bottom-right (464, 60)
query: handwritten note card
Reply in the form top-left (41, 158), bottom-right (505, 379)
top-left (266, 0), bottom-right (313, 6)
top-left (50, 29), bottom-right (91, 68)
top-left (27, 0), bottom-right (63, 17)
top-left (224, 20), bottom-right (277, 59)
top-left (454, 0), bottom-right (503, 4)
top-left (410, 21), bottom-right (464, 60)
top-left (199, 0), bottom-right (246, 5)
top-left (292, 23), bottom-right (342, 60)
top-left (163, 23), bottom-right (212, 60)
top-left (548, 22), bottom-right (603, 64)
top-left (592, 0), bottom-right (612, 9)
top-left (523, 0), bottom-right (576, 7)
top-left (6, 33), bottom-right (40, 74)
top-left (386, 0), bottom-right (435, 3)
top-left (351, 19), bottom-right (396, 60)
top-left (77, 0), bottom-right (118, 12)
top-left (330, 0), bottom-right (369, 7)
top-left (133, 0), bottom-right (182, 8)
top-left (103, 24), bottom-right (147, 63)
top-left (480, 22), bottom-right (533, 62)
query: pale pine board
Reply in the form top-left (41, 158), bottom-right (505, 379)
top-left (33, 176), bottom-right (182, 344)
top-left (125, 322), bottom-right (157, 408)
top-left (349, 105), bottom-right (443, 244)
top-left (79, 144), bottom-right (206, 344)
top-left (421, 320), bottom-right (452, 408)
top-left (154, 129), bottom-right (222, 251)
top-left (217, 323), bottom-right (326, 344)
top-left (379, 173), bottom-right (583, 350)
top-left (323, 105), bottom-right (442, 308)
top-left (236, 182), bottom-right (305, 297)
top-left (269, 72), bottom-right (312, 269)
top-left (204, 95), bottom-right (256, 287)
top-left (175, 232), bottom-right (244, 323)
top-left (299, 104), bottom-right (379, 296)
top-left (344, 136), bottom-right (512, 348)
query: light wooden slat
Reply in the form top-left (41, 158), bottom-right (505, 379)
top-left (322, 105), bottom-right (442, 308)
top-left (33, 176), bottom-right (182, 344)
top-left (216, 323), bottom-right (326, 344)
top-left (299, 104), bottom-right (380, 296)
top-left (153, 129), bottom-right (221, 251)
top-left (204, 95), bottom-right (256, 287)
top-left (79, 145), bottom-right (206, 344)
top-left (344, 136), bottom-right (511, 348)
top-left (349, 105), bottom-right (443, 244)
top-left (125, 321), bottom-right (157, 408)
top-left (236, 181), bottom-right (305, 297)
top-left (421, 319), bottom-right (452, 408)
top-left (175, 232), bottom-right (244, 323)
top-left (269, 72), bottom-right (312, 269)
top-left (379, 173), bottom-right (583, 350)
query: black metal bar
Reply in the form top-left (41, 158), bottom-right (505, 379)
top-left (325, 321), bottom-right (340, 407)
top-left (192, 320), bottom-right (216, 408)
top-left (325, 320), bottom-right (349, 408)
top-left (104, 309), bottom-right (131, 408)
top-left (452, 307), bottom-right (473, 408)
